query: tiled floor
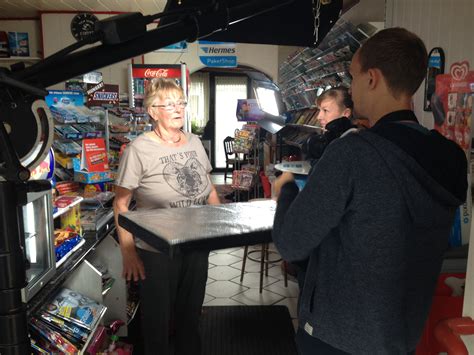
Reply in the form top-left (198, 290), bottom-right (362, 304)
top-left (204, 245), bottom-right (299, 330)
top-left (208, 173), bottom-right (299, 330)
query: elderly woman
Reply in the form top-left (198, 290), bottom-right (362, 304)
top-left (113, 78), bottom-right (220, 355)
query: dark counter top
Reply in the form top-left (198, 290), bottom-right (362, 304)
top-left (119, 199), bottom-right (276, 256)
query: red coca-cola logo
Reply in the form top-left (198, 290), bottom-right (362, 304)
top-left (144, 68), bottom-right (169, 78)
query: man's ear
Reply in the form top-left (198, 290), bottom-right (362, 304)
top-left (367, 68), bottom-right (384, 90)
top-left (367, 68), bottom-right (377, 89)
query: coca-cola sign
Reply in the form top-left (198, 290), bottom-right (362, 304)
top-left (144, 68), bottom-right (169, 78)
top-left (132, 67), bottom-right (183, 79)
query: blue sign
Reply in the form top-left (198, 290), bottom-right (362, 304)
top-left (198, 40), bottom-right (237, 68)
top-left (429, 55), bottom-right (442, 69)
top-left (155, 41), bottom-right (188, 53)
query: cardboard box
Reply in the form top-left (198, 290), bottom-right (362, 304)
top-left (72, 157), bottom-right (115, 183)
top-left (74, 170), bottom-right (115, 184)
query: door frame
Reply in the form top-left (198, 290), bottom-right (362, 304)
top-left (208, 72), bottom-right (252, 171)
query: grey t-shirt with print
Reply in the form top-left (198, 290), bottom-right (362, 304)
top-left (115, 132), bottom-right (212, 251)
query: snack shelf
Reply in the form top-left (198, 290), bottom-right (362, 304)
top-left (56, 237), bottom-right (86, 268)
top-left (0, 56), bottom-right (41, 61)
top-left (53, 196), bottom-right (83, 219)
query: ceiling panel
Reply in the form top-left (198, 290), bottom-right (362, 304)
top-left (0, 0), bottom-right (167, 18)
top-left (95, 0), bottom-right (113, 12)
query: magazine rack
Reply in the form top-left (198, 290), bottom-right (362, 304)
top-left (276, 19), bottom-right (372, 151)
top-left (232, 125), bottom-right (260, 201)
top-left (278, 19), bottom-right (369, 112)
top-left (63, 234), bottom-right (128, 336)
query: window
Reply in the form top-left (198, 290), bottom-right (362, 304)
top-left (255, 86), bottom-right (279, 116)
top-left (214, 76), bottom-right (247, 168)
top-left (189, 72), bottom-right (210, 132)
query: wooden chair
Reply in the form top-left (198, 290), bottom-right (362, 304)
top-left (223, 136), bottom-right (236, 181)
top-left (239, 199), bottom-right (288, 293)
top-left (240, 243), bottom-right (288, 293)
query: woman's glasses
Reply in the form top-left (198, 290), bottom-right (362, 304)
top-left (152, 100), bottom-right (187, 112)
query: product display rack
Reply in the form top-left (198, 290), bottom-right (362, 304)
top-left (273, 19), bottom-right (372, 158)
top-left (51, 105), bottom-right (113, 183)
top-left (278, 19), bottom-right (368, 111)
top-left (22, 93), bottom-right (130, 351)
top-left (26, 218), bottom-right (129, 352)
top-left (231, 125), bottom-right (261, 201)
top-left (52, 196), bottom-right (83, 219)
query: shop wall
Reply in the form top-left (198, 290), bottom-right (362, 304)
top-left (0, 19), bottom-right (41, 58)
top-left (41, 13), bottom-right (281, 92)
top-left (342, 0), bottom-right (386, 27)
top-left (41, 13), bottom-right (134, 91)
top-left (143, 41), bottom-right (280, 80)
top-left (386, 0), bottom-right (474, 129)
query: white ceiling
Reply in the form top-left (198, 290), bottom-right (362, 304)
top-left (0, 0), bottom-right (385, 23)
top-left (0, 0), bottom-right (168, 18)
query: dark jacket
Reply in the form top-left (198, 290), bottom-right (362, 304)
top-left (303, 117), bottom-right (356, 162)
top-left (273, 111), bottom-right (467, 354)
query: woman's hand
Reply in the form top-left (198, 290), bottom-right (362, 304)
top-left (121, 244), bottom-right (146, 282)
top-left (272, 172), bottom-right (295, 200)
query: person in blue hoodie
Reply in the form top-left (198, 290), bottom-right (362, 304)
top-left (272, 27), bottom-right (467, 355)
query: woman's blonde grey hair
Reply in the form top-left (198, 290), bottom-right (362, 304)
top-left (144, 78), bottom-right (184, 109)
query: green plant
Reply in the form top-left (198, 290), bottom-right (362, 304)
top-left (191, 121), bottom-right (204, 135)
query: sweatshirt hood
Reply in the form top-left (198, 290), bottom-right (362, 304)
top-left (356, 130), bottom-right (465, 224)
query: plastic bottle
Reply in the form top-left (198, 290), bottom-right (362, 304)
top-left (108, 334), bottom-right (119, 352)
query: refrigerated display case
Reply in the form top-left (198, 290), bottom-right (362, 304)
top-left (127, 63), bottom-right (190, 111)
top-left (19, 188), bottom-right (56, 302)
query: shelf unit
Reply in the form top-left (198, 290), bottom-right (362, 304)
top-left (56, 238), bottom-right (86, 268)
top-left (53, 196), bottom-right (83, 219)
top-left (272, 19), bottom-right (372, 159)
top-left (0, 56), bottom-right (41, 61)
top-left (0, 56), bottom-right (42, 70)
top-left (278, 19), bottom-right (364, 112)
top-left (26, 222), bottom-right (128, 353)
top-left (79, 311), bottom-right (107, 355)
top-left (64, 234), bottom-right (127, 337)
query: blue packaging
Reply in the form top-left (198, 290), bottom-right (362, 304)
top-left (8, 32), bottom-right (29, 57)
top-left (294, 174), bottom-right (308, 190)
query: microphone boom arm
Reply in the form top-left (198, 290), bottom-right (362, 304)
top-left (14, 0), bottom-right (295, 88)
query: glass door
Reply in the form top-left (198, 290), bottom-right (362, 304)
top-left (214, 76), bottom-right (248, 168)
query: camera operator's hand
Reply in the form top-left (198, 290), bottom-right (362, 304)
top-left (273, 171), bottom-right (295, 200)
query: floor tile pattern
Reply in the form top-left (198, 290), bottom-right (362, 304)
top-left (207, 173), bottom-right (299, 330)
